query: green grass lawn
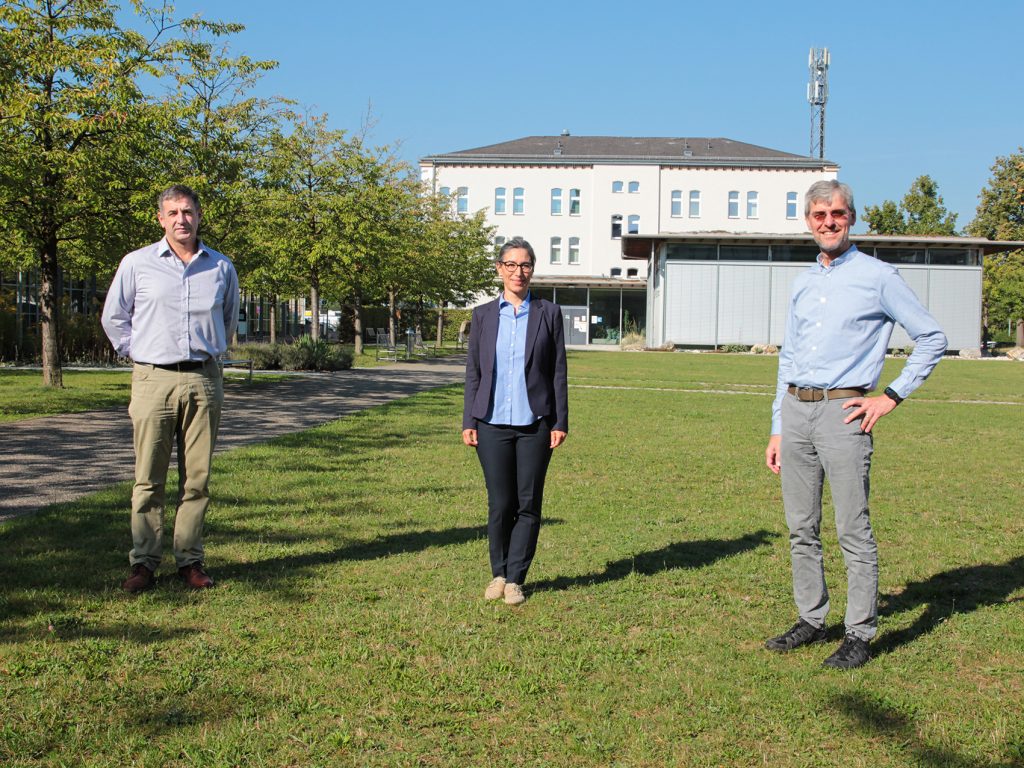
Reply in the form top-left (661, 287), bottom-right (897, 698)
top-left (1, 353), bottom-right (1022, 766)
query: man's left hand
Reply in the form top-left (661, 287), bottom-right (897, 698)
top-left (842, 395), bottom-right (898, 433)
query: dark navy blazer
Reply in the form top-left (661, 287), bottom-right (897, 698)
top-left (462, 295), bottom-right (569, 433)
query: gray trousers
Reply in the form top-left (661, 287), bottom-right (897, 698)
top-left (780, 392), bottom-right (878, 641)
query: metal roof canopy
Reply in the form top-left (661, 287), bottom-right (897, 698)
top-left (621, 232), bottom-right (1024, 260)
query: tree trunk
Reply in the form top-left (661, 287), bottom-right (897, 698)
top-left (388, 288), bottom-right (397, 345)
top-left (436, 302), bottom-right (445, 350)
top-left (39, 236), bottom-right (63, 388)
top-left (269, 296), bottom-right (277, 345)
top-left (1017, 319), bottom-right (1023, 347)
top-left (352, 292), bottom-right (364, 357)
top-left (310, 284), bottom-right (320, 341)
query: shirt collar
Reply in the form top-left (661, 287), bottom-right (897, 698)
top-left (158, 237), bottom-right (208, 259)
top-left (498, 290), bottom-right (531, 309)
top-left (816, 244), bottom-right (858, 271)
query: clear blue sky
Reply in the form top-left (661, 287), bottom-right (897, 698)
top-left (172, 0), bottom-right (1023, 233)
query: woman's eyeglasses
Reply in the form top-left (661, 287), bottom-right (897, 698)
top-left (498, 261), bottom-right (534, 273)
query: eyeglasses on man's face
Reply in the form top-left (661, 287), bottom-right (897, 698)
top-left (809, 209), bottom-right (850, 222)
top-left (498, 261), bottom-right (534, 273)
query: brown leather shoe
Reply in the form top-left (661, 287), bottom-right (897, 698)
top-left (122, 564), bottom-right (154, 593)
top-left (178, 562), bottom-right (214, 589)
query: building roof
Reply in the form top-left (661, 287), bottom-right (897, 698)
top-left (422, 135), bottom-right (836, 170)
top-left (620, 232), bottom-right (1024, 260)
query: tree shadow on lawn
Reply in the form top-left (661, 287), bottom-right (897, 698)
top-left (876, 555), bottom-right (1024, 655)
top-left (832, 689), bottom-right (1023, 768)
top-left (529, 528), bottom-right (778, 593)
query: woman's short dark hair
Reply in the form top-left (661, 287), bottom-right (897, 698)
top-left (497, 237), bottom-right (536, 265)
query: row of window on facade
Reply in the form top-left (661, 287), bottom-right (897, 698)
top-left (665, 243), bottom-right (980, 265)
top-left (441, 186), bottom-right (801, 221)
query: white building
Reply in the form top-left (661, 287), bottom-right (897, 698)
top-left (420, 134), bottom-right (838, 282)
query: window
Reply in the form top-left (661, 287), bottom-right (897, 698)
top-left (568, 237), bottom-right (580, 265)
top-left (456, 187), bottom-right (468, 214)
top-left (495, 235), bottom-right (506, 249)
top-left (611, 214), bottom-right (622, 239)
top-left (612, 180), bottom-right (623, 193)
top-left (728, 191), bottom-right (739, 218)
top-left (628, 181), bottom-right (639, 193)
top-left (689, 190), bottom-right (701, 218)
top-left (671, 191), bottom-right (682, 217)
top-left (494, 187), bottom-right (506, 215)
top-left (626, 268), bottom-right (638, 278)
top-left (786, 191), bottom-right (798, 220)
top-left (439, 186), bottom-right (450, 198)
top-left (610, 267), bottom-right (622, 277)
top-left (550, 236), bottom-right (562, 264)
top-left (720, 245), bottom-right (769, 261)
top-left (550, 187), bottom-right (562, 215)
top-left (569, 188), bottom-right (581, 215)
top-left (627, 214), bottom-right (640, 234)
top-left (512, 187), bottom-right (524, 215)
top-left (746, 191), bottom-right (759, 219)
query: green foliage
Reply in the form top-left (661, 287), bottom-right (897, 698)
top-left (280, 336), bottom-right (352, 371)
top-left (720, 343), bottom-right (749, 353)
top-left (968, 149), bottom-right (1024, 339)
top-left (863, 175), bottom-right (958, 235)
top-left (229, 342), bottom-right (285, 370)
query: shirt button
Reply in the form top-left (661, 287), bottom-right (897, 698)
top-left (816, 322), bottom-right (821, 327)
top-left (820, 297), bottom-right (826, 303)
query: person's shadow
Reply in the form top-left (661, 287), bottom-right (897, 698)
top-left (876, 555), bottom-right (1024, 655)
top-left (530, 529), bottom-right (777, 593)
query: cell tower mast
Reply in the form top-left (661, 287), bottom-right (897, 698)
top-left (807, 47), bottom-right (829, 159)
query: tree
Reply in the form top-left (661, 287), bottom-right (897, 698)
top-left (968, 148), bottom-right (1024, 345)
top-left (256, 113), bottom-right (358, 341)
top-left (411, 193), bottom-right (495, 348)
top-left (863, 175), bottom-right (959, 236)
top-left (0, 0), bottom-right (239, 386)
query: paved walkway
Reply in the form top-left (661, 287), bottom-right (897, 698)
top-left (0, 358), bottom-right (465, 521)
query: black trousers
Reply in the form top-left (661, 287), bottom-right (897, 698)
top-left (475, 419), bottom-right (553, 585)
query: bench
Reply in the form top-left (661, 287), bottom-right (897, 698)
top-left (220, 357), bottom-right (254, 383)
top-left (375, 332), bottom-right (399, 362)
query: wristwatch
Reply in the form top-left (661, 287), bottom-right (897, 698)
top-left (883, 386), bottom-right (903, 405)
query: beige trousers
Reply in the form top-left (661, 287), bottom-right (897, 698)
top-left (128, 361), bottom-right (223, 570)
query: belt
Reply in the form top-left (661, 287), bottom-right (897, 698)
top-left (143, 359), bottom-right (209, 372)
top-left (787, 385), bottom-right (866, 402)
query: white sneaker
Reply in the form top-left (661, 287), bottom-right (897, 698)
top-left (504, 582), bottom-right (526, 606)
top-left (484, 576), bottom-right (506, 600)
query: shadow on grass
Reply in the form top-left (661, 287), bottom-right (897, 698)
top-left (217, 518), bottom-right (565, 591)
top-left (832, 690), bottom-right (1023, 767)
top-left (877, 555), bottom-right (1024, 655)
top-left (530, 528), bottom-right (778, 593)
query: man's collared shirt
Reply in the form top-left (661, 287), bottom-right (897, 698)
top-left (485, 292), bottom-right (537, 426)
top-left (101, 238), bottom-right (240, 364)
top-left (771, 245), bottom-right (947, 434)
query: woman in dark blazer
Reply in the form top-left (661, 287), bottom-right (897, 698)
top-left (462, 237), bottom-right (569, 606)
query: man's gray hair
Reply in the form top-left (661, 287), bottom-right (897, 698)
top-left (497, 236), bottom-right (536, 265)
top-left (804, 180), bottom-right (855, 222)
top-left (158, 184), bottom-right (201, 212)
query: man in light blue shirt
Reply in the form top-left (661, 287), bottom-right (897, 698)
top-left (763, 180), bottom-right (946, 668)
top-left (102, 184), bottom-right (239, 594)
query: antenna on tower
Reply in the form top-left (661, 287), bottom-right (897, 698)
top-left (807, 47), bottom-right (829, 159)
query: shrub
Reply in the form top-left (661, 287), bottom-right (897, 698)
top-left (229, 342), bottom-right (284, 370)
top-left (280, 337), bottom-right (352, 371)
top-left (721, 343), bottom-right (749, 353)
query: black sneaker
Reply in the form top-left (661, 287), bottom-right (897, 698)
top-left (764, 619), bottom-right (827, 652)
top-left (822, 634), bottom-right (871, 669)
